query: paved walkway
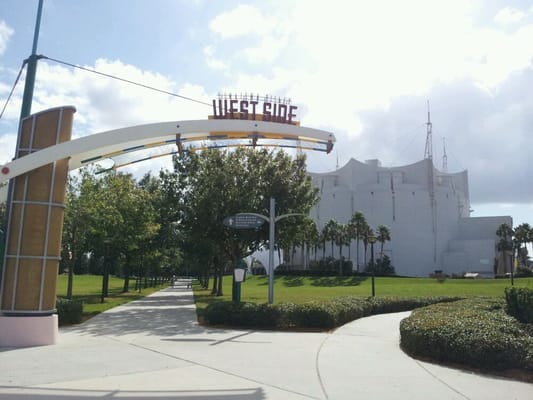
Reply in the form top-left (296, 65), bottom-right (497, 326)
top-left (0, 281), bottom-right (531, 399)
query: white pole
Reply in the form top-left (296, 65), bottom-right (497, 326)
top-left (268, 197), bottom-right (275, 304)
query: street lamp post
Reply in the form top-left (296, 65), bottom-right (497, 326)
top-left (368, 234), bottom-right (377, 297)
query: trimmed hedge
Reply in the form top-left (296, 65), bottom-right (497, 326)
top-left (505, 287), bottom-right (533, 324)
top-left (56, 297), bottom-right (83, 325)
top-left (204, 296), bottom-right (461, 330)
top-left (400, 298), bottom-right (533, 372)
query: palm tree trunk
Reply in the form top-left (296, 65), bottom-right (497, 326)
top-left (356, 238), bottom-right (360, 272)
top-left (339, 245), bottom-right (343, 275)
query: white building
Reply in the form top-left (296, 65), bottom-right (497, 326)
top-left (307, 158), bottom-right (511, 277)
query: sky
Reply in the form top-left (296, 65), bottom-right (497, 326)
top-left (0, 0), bottom-right (532, 226)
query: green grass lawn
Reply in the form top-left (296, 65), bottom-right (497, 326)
top-left (194, 274), bottom-right (533, 316)
top-left (56, 274), bottom-right (169, 320)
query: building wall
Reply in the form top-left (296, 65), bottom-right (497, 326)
top-left (306, 158), bottom-right (510, 277)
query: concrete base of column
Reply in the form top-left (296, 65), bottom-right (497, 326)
top-left (0, 314), bottom-right (58, 347)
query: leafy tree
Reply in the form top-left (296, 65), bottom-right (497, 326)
top-left (65, 170), bottom-right (159, 295)
top-left (173, 148), bottom-right (318, 296)
top-left (139, 171), bottom-right (183, 279)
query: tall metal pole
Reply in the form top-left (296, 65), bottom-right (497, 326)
top-left (1, 0), bottom-right (44, 281)
top-left (20, 0), bottom-right (44, 120)
top-left (268, 197), bottom-right (275, 304)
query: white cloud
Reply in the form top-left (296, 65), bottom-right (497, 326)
top-left (242, 35), bottom-right (288, 64)
top-left (494, 6), bottom-right (527, 25)
top-left (0, 132), bottom-right (16, 164)
top-left (203, 46), bottom-right (228, 70)
top-left (0, 21), bottom-right (14, 56)
top-left (28, 59), bottom-right (211, 135)
top-left (209, 4), bottom-right (279, 39)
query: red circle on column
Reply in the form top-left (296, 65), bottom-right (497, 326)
top-left (1, 167), bottom-right (9, 174)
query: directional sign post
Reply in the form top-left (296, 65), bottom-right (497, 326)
top-left (223, 214), bottom-right (266, 229)
top-left (223, 199), bottom-right (306, 304)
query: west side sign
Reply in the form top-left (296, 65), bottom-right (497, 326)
top-left (211, 95), bottom-right (298, 125)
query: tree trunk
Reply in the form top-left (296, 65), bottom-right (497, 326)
top-left (211, 268), bottom-right (218, 295)
top-left (203, 271), bottom-right (210, 289)
top-left (67, 254), bottom-right (74, 299)
top-left (122, 256), bottom-right (131, 293)
top-left (217, 267), bottom-right (223, 296)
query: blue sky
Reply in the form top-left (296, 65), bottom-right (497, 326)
top-left (0, 0), bottom-right (532, 226)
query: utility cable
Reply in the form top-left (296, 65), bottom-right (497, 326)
top-left (40, 55), bottom-right (212, 107)
top-left (0, 61), bottom-right (26, 120)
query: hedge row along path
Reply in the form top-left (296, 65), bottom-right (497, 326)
top-left (0, 282), bottom-right (531, 399)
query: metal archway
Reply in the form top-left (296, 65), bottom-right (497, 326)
top-left (0, 113), bottom-right (335, 183)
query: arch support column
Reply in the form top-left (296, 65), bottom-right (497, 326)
top-left (0, 106), bottom-right (75, 346)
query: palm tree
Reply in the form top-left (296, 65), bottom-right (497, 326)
top-left (348, 211), bottom-right (367, 272)
top-left (496, 223), bottom-right (514, 274)
top-left (334, 223), bottom-right (349, 275)
top-left (322, 219), bottom-right (339, 258)
top-left (301, 219), bottom-right (319, 269)
top-left (514, 223), bottom-right (531, 268)
top-left (529, 225), bottom-right (533, 264)
top-left (362, 225), bottom-right (373, 269)
top-left (376, 225), bottom-right (391, 259)
top-left (320, 230), bottom-right (327, 260)
top-left (306, 220), bottom-right (321, 263)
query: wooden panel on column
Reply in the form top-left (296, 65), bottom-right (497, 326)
top-left (0, 106), bottom-right (75, 314)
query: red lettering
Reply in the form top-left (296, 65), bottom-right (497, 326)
top-left (229, 99), bottom-right (238, 118)
top-left (249, 101), bottom-right (258, 120)
top-left (240, 100), bottom-right (249, 119)
top-left (211, 98), bottom-right (298, 124)
top-left (263, 102), bottom-right (272, 121)
top-left (278, 104), bottom-right (287, 123)
top-left (288, 105), bottom-right (298, 124)
top-left (212, 99), bottom-right (222, 118)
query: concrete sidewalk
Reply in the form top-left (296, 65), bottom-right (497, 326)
top-left (0, 283), bottom-right (531, 399)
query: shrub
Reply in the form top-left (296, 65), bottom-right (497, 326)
top-left (287, 301), bottom-right (338, 328)
top-left (250, 266), bottom-right (266, 275)
top-left (515, 266), bottom-right (533, 278)
top-left (364, 255), bottom-right (396, 276)
top-left (400, 298), bottom-right (533, 371)
top-left (204, 296), bottom-right (461, 330)
top-left (56, 297), bottom-right (83, 325)
top-left (505, 287), bottom-right (533, 324)
top-left (203, 301), bottom-right (281, 328)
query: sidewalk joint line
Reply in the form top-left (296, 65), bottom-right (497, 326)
top-left (123, 339), bottom-right (323, 400)
top-left (414, 359), bottom-right (472, 400)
